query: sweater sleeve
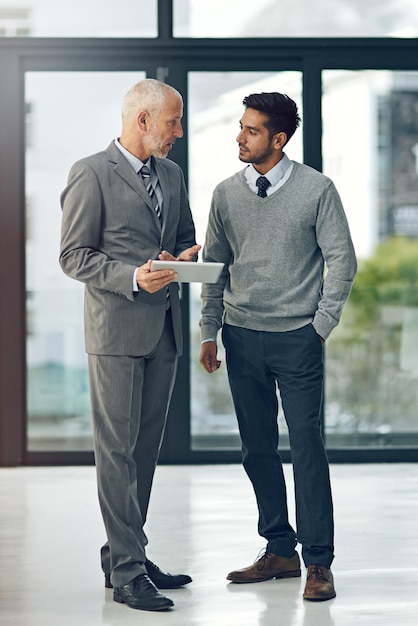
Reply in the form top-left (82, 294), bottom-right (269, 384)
top-left (199, 191), bottom-right (231, 342)
top-left (312, 180), bottom-right (357, 340)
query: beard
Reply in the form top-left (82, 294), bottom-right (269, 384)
top-left (143, 126), bottom-right (173, 159)
top-left (238, 143), bottom-right (275, 165)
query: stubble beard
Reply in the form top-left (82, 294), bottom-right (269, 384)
top-left (143, 128), bottom-right (171, 159)
top-left (238, 145), bottom-right (274, 166)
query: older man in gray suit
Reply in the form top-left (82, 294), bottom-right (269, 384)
top-left (60, 79), bottom-right (200, 612)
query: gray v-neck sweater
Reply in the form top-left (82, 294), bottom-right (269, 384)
top-left (200, 162), bottom-right (357, 341)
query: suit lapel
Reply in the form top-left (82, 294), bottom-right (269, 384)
top-left (105, 142), bottom-right (158, 219)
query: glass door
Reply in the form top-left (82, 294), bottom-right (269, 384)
top-left (25, 71), bottom-right (145, 451)
top-left (187, 70), bottom-right (303, 451)
top-left (322, 69), bottom-right (418, 449)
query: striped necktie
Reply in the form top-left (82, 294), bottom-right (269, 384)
top-left (141, 164), bottom-right (170, 307)
top-left (141, 165), bottom-right (161, 221)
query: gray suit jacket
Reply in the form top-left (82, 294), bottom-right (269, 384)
top-left (60, 141), bottom-right (197, 357)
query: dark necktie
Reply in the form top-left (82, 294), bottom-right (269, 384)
top-left (141, 165), bottom-right (161, 221)
top-left (256, 176), bottom-right (271, 198)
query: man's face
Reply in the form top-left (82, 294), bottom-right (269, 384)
top-left (236, 107), bottom-right (276, 167)
top-left (144, 93), bottom-right (184, 158)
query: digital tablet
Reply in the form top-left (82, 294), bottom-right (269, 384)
top-left (150, 260), bottom-right (224, 283)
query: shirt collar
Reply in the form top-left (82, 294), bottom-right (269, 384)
top-left (114, 138), bottom-right (150, 173)
top-left (245, 152), bottom-right (292, 186)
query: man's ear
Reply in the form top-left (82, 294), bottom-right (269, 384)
top-left (273, 131), bottom-right (287, 150)
top-left (137, 110), bottom-right (148, 130)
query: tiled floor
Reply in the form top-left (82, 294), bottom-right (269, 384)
top-left (1, 463), bottom-right (418, 625)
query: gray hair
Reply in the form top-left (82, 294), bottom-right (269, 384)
top-left (121, 79), bottom-right (181, 124)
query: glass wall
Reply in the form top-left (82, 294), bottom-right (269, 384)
top-left (1, 2), bottom-right (417, 464)
top-left (322, 70), bottom-right (418, 447)
top-left (5, 0), bottom-right (418, 40)
top-left (0, 0), bottom-right (157, 37)
top-left (188, 71), bottom-right (303, 450)
top-left (174, 0), bottom-right (418, 38)
top-left (25, 71), bottom-right (145, 451)
top-left (189, 68), bottom-right (418, 453)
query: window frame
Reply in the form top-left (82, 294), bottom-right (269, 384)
top-left (2, 31), bottom-right (418, 465)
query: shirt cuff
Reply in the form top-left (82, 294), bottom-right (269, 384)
top-left (133, 268), bottom-right (139, 292)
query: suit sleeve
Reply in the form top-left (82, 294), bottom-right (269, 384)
top-left (59, 161), bottom-right (137, 302)
top-left (173, 168), bottom-right (198, 259)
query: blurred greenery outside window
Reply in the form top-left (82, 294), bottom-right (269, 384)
top-left (325, 237), bottom-right (418, 445)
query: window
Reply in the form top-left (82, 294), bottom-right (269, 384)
top-left (25, 71), bottom-right (145, 451)
top-left (0, 1), bottom-right (157, 37)
top-left (322, 70), bottom-right (418, 448)
top-left (0, 7), bottom-right (30, 36)
top-left (188, 71), bottom-right (303, 451)
top-left (174, 0), bottom-right (418, 38)
top-left (2, 1), bottom-right (418, 465)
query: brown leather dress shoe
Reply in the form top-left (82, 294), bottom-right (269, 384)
top-left (303, 564), bottom-right (336, 601)
top-left (227, 551), bottom-right (301, 583)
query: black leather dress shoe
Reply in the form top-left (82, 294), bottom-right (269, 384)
top-left (105, 559), bottom-right (192, 590)
top-left (145, 559), bottom-right (192, 589)
top-left (113, 574), bottom-right (174, 611)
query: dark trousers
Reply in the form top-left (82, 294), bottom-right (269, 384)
top-left (222, 322), bottom-right (334, 568)
top-left (88, 310), bottom-right (178, 588)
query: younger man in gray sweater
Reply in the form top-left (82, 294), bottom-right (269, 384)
top-left (199, 92), bottom-right (357, 602)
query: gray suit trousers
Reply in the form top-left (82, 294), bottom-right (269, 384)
top-left (88, 311), bottom-right (178, 588)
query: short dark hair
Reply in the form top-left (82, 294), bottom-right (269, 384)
top-left (242, 92), bottom-right (301, 144)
